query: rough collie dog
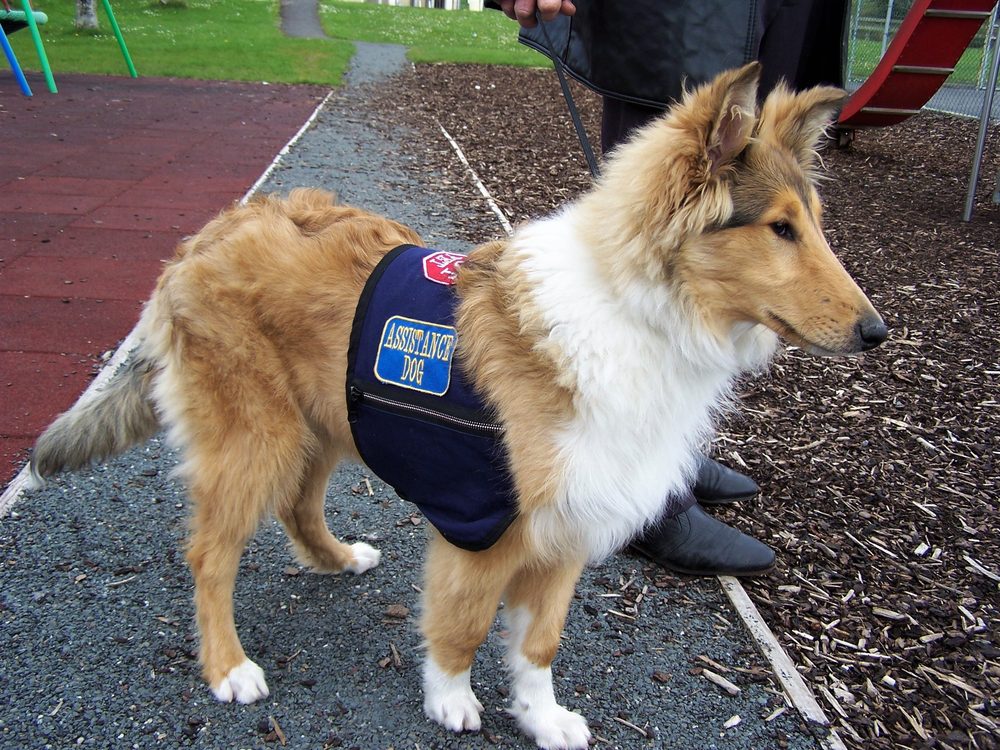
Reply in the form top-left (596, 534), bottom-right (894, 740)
top-left (30, 63), bottom-right (886, 749)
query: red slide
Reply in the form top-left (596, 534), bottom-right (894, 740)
top-left (839, 0), bottom-right (998, 128)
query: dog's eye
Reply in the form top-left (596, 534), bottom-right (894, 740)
top-left (771, 221), bottom-right (794, 240)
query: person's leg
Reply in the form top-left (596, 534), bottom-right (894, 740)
top-left (757, 0), bottom-right (849, 95)
top-left (600, 96), bottom-right (664, 154)
top-left (630, 488), bottom-right (775, 577)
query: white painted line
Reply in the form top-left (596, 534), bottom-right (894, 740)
top-left (434, 118), bottom-right (514, 237)
top-left (0, 90), bottom-right (336, 518)
top-left (0, 472), bottom-right (30, 518)
top-left (718, 575), bottom-right (848, 750)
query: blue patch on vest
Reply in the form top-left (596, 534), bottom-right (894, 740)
top-left (374, 316), bottom-right (457, 396)
top-left (347, 245), bottom-right (518, 551)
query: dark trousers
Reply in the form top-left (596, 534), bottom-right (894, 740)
top-left (600, 98), bottom-right (663, 154)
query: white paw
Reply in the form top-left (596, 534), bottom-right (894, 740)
top-left (346, 542), bottom-right (381, 574)
top-left (423, 662), bottom-right (483, 733)
top-left (211, 659), bottom-right (270, 704)
top-left (424, 688), bottom-right (484, 733)
top-left (512, 703), bottom-right (591, 750)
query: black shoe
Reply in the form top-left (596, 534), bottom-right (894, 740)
top-left (693, 457), bottom-right (759, 505)
top-left (630, 504), bottom-right (775, 577)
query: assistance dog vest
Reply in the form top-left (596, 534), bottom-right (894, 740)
top-left (347, 244), bottom-right (517, 551)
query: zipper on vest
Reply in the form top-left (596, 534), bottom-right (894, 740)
top-left (350, 386), bottom-right (505, 437)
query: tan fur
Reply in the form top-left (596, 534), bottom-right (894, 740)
top-left (136, 191), bottom-right (425, 687)
top-left (31, 64), bottom-right (884, 739)
top-left (30, 356), bottom-right (158, 482)
top-left (454, 241), bottom-right (574, 518)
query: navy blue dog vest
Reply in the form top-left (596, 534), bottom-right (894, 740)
top-left (347, 244), bottom-right (518, 551)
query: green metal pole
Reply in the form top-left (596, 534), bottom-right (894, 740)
top-left (100, 0), bottom-right (137, 78)
top-left (20, 0), bottom-right (55, 92)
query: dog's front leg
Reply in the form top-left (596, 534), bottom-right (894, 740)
top-left (503, 558), bottom-right (590, 750)
top-left (420, 533), bottom-right (517, 734)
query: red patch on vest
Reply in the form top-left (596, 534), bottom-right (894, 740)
top-left (422, 251), bottom-right (467, 286)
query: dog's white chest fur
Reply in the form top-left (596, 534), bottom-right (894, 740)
top-left (511, 210), bottom-right (773, 561)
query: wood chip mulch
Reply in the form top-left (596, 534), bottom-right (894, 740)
top-left (369, 63), bottom-right (999, 750)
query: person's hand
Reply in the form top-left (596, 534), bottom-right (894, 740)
top-left (497, 0), bottom-right (575, 29)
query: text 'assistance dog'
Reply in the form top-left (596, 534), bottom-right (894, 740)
top-left (30, 63), bottom-right (886, 749)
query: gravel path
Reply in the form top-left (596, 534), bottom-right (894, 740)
top-left (0, 48), bottom-right (829, 750)
top-left (279, 0), bottom-right (328, 40)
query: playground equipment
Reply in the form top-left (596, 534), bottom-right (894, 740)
top-left (1, 0), bottom-right (136, 96)
top-left (839, 0), bottom-right (999, 220)
top-left (839, 0), bottom-right (997, 127)
top-left (0, 24), bottom-right (32, 95)
top-left (1, 1), bottom-right (53, 93)
top-left (92, 0), bottom-right (138, 78)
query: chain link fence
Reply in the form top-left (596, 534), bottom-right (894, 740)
top-left (845, 0), bottom-right (1000, 119)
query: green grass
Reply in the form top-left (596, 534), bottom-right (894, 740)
top-left (5, 1), bottom-right (545, 85)
top-left (318, 2), bottom-right (549, 67)
top-left (7, 0), bottom-right (354, 84)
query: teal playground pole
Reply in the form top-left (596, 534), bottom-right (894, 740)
top-left (101, 0), bottom-right (137, 77)
top-left (20, 0), bottom-right (55, 92)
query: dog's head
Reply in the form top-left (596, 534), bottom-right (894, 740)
top-left (595, 62), bottom-right (887, 357)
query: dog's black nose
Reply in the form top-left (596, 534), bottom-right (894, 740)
top-left (856, 315), bottom-right (888, 350)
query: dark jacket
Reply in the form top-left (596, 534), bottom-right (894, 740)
top-left (512, 0), bottom-right (847, 108)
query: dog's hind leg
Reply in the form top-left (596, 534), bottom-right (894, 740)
top-left (169, 347), bottom-right (314, 704)
top-left (276, 439), bottom-right (380, 575)
top-left (184, 424), bottom-right (308, 704)
top-left (421, 533), bottom-right (521, 734)
top-left (502, 558), bottom-right (591, 750)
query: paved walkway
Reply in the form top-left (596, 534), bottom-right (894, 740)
top-left (0, 75), bottom-right (327, 483)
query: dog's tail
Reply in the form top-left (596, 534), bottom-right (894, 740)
top-left (29, 353), bottom-right (159, 487)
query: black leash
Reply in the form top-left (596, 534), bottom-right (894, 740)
top-left (537, 14), bottom-right (601, 178)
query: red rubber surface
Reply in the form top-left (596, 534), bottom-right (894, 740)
top-left (1, 74), bottom-right (328, 484)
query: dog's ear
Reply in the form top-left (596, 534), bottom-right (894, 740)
top-left (756, 84), bottom-right (847, 170)
top-left (703, 62), bottom-right (761, 176)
